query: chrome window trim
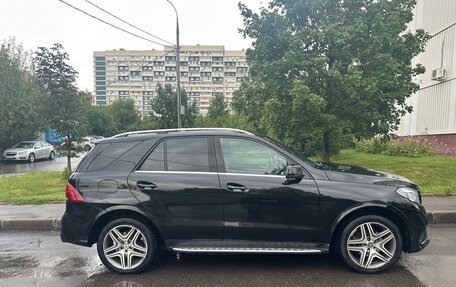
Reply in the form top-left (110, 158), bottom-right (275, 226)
top-left (134, 170), bottom-right (285, 178)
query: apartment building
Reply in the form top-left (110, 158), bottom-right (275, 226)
top-left (397, 0), bottom-right (456, 154)
top-left (93, 45), bottom-right (248, 115)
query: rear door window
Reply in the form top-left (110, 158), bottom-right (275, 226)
top-left (140, 137), bottom-right (210, 172)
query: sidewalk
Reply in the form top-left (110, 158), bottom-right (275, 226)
top-left (0, 197), bottom-right (455, 230)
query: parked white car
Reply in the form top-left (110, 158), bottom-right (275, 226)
top-left (3, 141), bottom-right (56, 162)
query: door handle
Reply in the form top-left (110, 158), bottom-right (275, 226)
top-left (226, 183), bottom-right (249, 193)
top-left (137, 181), bottom-right (157, 191)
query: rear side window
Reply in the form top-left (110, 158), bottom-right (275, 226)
top-left (140, 137), bottom-right (210, 172)
top-left (86, 141), bottom-right (140, 172)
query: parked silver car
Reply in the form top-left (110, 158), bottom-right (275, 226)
top-left (3, 141), bottom-right (56, 162)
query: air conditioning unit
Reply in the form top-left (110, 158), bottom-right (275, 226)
top-left (431, 67), bottom-right (447, 81)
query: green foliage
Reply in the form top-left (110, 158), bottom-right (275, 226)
top-left (108, 99), bottom-right (141, 134)
top-left (355, 137), bottom-right (436, 157)
top-left (0, 38), bottom-right (45, 151)
top-left (206, 94), bottom-right (229, 126)
top-left (34, 43), bottom-right (88, 171)
top-left (234, 0), bottom-right (429, 161)
top-left (150, 84), bottom-right (197, 128)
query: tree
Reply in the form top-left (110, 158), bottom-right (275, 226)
top-left (108, 99), bottom-right (141, 134)
top-left (235, 0), bottom-right (429, 161)
top-left (0, 38), bottom-right (44, 151)
top-left (206, 93), bottom-right (229, 126)
top-left (150, 84), bottom-right (197, 129)
top-left (34, 43), bottom-right (87, 171)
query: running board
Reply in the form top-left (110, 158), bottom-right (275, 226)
top-left (171, 247), bottom-right (325, 254)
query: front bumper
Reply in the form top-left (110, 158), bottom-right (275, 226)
top-left (394, 201), bottom-right (430, 253)
top-left (4, 154), bottom-right (29, 160)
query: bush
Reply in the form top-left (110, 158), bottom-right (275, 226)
top-left (355, 137), bottom-right (436, 157)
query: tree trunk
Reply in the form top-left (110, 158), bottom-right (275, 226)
top-left (322, 131), bottom-right (330, 163)
top-left (66, 141), bottom-right (72, 172)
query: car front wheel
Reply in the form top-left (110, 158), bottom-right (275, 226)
top-left (49, 151), bottom-right (55, 160)
top-left (339, 215), bottom-right (402, 274)
top-left (97, 218), bottom-right (157, 274)
top-left (28, 153), bottom-right (35, 163)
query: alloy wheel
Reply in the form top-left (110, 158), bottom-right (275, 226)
top-left (29, 153), bottom-right (35, 163)
top-left (102, 225), bottom-right (148, 270)
top-left (346, 222), bottom-right (396, 269)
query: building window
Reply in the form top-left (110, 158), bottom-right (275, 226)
top-left (142, 66), bottom-right (153, 71)
top-left (95, 56), bottom-right (106, 61)
top-left (154, 71), bottom-right (165, 76)
top-left (165, 66), bottom-right (176, 71)
top-left (154, 61), bottom-right (164, 66)
top-left (225, 62), bottom-right (236, 67)
top-left (143, 91), bottom-right (153, 95)
top-left (189, 77), bottom-right (201, 81)
top-left (189, 56), bottom-right (200, 61)
top-left (201, 72), bottom-right (211, 77)
top-left (212, 56), bottom-right (223, 61)
top-left (142, 76), bottom-right (153, 81)
top-left (212, 67), bottom-right (223, 72)
top-left (165, 56), bottom-right (176, 61)
top-left (131, 71), bottom-right (141, 75)
top-left (179, 61), bottom-right (188, 66)
top-left (189, 66), bottom-right (200, 71)
top-left (96, 66), bottom-right (106, 71)
top-left (201, 62), bottom-right (211, 67)
top-left (119, 91), bottom-right (130, 95)
top-left (96, 81), bottom-right (106, 86)
top-left (118, 76), bottom-right (129, 81)
top-left (224, 72), bottom-right (236, 77)
top-left (96, 76), bottom-right (106, 81)
top-left (118, 66), bottom-right (129, 71)
top-left (212, 77), bottom-right (223, 83)
top-left (180, 72), bottom-right (188, 77)
top-left (166, 76), bottom-right (176, 81)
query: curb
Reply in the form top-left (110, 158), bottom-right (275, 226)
top-left (1, 212), bottom-right (456, 231)
top-left (0, 218), bottom-right (61, 231)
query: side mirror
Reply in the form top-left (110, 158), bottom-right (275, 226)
top-left (284, 165), bottom-right (304, 184)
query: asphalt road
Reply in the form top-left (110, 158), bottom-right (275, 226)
top-left (0, 155), bottom-right (83, 177)
top-left (0, 225), bottom-right (455, 287)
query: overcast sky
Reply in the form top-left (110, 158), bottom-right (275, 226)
top-left (1, 0), bottom-right (264, 91)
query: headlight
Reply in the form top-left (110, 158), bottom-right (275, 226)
top-left (17, 151), bottom-right (26, 155)
top-left (396, 187), bottom-right (420, 204)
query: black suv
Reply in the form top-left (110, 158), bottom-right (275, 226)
top-left (61, 128), bottom-right (429, 274)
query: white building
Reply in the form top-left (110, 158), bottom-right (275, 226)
top-left (397, 0), bottom-right (456, 154)
top-left (93, 45), bottom-right (248, 115)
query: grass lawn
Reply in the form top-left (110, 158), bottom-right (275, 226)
top-left (328, 150), bottom-right (456, 195)
top-left (0, 172), bottom-right (66, 205)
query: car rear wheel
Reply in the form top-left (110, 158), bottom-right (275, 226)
top-left (97, 218), bottom-right (157, 274)
top-left (339, 215), bottom-right (402, 273)
top-left (28, 153), bottom-right (35, 163)
top-left (84, 144), bottom-right (91, 151)
top-left (49, 151), bottom-right (55, 160)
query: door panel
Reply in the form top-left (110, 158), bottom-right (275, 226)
top-left (129, 136), bottom-right (223, 241)
top-left (216, 137), bottom-right (320, 242)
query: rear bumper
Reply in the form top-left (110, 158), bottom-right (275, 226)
top-left (60, 202), bottom-right (101, 247)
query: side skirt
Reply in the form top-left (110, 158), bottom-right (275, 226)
top-left (166, 240), bottom-right (329, 254)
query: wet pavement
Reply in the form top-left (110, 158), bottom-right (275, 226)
top-left (0, 155), bottom-right (83, 176)
top-left (0, 226), bottom-right (455, 287)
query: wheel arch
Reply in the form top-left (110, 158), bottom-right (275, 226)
top-left (88, 205), bottom-right (166, 247)
top-left (329, 204), bottom-right (410, 252)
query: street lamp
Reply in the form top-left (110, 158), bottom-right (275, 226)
top-left (165, 0), bottom-right (182, 128)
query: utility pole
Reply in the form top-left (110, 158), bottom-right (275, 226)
top-left (166, 0), bottom-right (181, 128)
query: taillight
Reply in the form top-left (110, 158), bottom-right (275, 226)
top-left (65, 183), bottom-right (86, 202)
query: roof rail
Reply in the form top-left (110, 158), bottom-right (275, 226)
top-left (112, 128), bottom-right (254, 138)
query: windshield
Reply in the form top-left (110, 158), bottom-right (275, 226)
top-left (13, 142), bottom-right (34, 149)
top-left (263, 137), bottom-right (318, 168)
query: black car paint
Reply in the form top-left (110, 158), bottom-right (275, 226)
top-left (61, 131), bottom-right (428, 254)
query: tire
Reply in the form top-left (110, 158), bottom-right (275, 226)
top-left (338, 215), bottom-right (402, 274)
top-left (97, 218), bottom-right (157, 274)
top-left (28, 153), bottom-right (35, 163)
top-left (49, 151), bottom-right (55, 160)
top-left (84, 144), bottom-right (92, 151)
